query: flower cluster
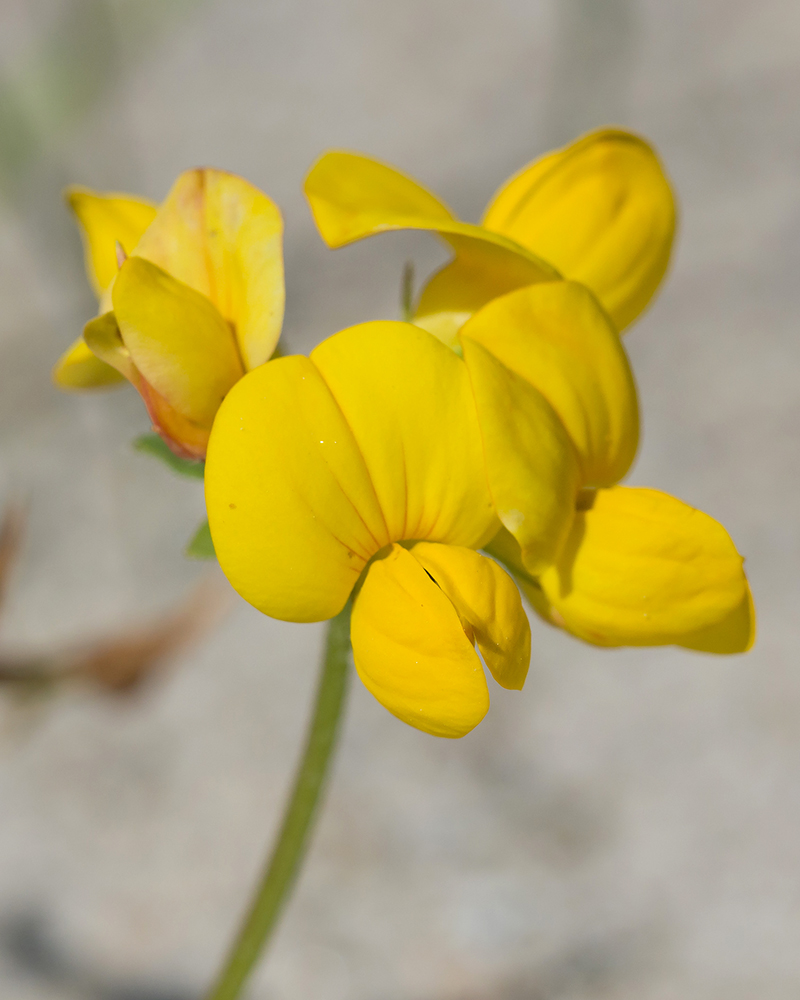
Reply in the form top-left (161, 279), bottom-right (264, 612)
top-left (55, 129), bottom-right (754, 738)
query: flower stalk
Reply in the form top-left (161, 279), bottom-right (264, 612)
top-left (205, 604), bottom-right (351, 1000)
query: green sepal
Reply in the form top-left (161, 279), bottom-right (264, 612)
top-left (186, 519), bottom-right (216, 560)
top-left (133, 432), bottom-right (205, 479)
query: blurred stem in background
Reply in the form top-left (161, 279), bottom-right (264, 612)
top-left (205, 605), bottom-right (352, 1000)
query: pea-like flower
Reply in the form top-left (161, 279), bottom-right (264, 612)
top-left (53, 169), bottom-right (284, 459)
top-left (202, 321), bottom-right (577, 738)
top-left (304, 128), bottom-right (675, 346)
top-left (459, 281), bottom-right (755, 654)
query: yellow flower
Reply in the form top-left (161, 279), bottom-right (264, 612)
top-left (53, 169), bottom-right (284, 459)
top-left (304, 128), bottom-right (676, 347)
top-left (203, 321), bottom-right (560, 738)
top-left (459, 280), bottom-right (755, 654)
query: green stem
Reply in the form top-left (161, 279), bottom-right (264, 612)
top-left (205, 605), bottom-right (351, 1000)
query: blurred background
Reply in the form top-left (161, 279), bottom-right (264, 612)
top-left (1, 0), bottom-right (799, 997)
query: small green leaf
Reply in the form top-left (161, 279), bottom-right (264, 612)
top-left (186, 519), bottom-right (216, 560)
top-left (133, 432), bottom-right (205, 479)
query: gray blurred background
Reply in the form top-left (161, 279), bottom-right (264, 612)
top-left (1, 0), bottom-right (799, 997)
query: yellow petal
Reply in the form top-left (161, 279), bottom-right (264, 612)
top-left (66, 186), bottom-right (157, 297)
top-left (351, 544), bottom-right (490, 738)
top-left (538, 486), bottom-right (753, 649)
top-left (305, 151), bottom-right (558, 349)
top-left (205, 354), bottom-right (390, 623)
top-left (310, 321), bottom-right (500, 550)
top-left (462, 338), bottom-right (580, 576)
top-left (304, 149), bottom-right (457, 244)
top-left (410, 542), bottom-right (530, 690)
top-left (679, 585), bottom-right (756, 654)
top-left (52, 336), bottom-right (125, 389)
top-left (82, 311), bottom-right (138, 383)
top-left (461, 282), bottom-right (639, 486)
top-left (413, 234), bottom-right (557, 350)
top-left (83, 310), bottom-right (210, 459)
top-left (483, 526), bottom-right (555, 624)
top-left (112, 256), bottom-right (244, 428)
top-left (482, 129), bottom-right (676, 330)
top-left (133, 168), bottom-right (284, 370)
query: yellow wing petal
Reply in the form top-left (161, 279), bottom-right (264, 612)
top-left (133, 168), bottom-right (284, 370)
top-left (205, 355), bottom-right (389, 623)
top-left (66, 186), bottom-right (157, 297)
top-left (461, 282), bottom-right (639, 486)
top-left (538, 486), bottom-right (753, 649)
top-left (462, 338), bottom-right (580, 576)
top-left (482, 129), bottom-right (676, 330)
top-left (52, 336), bottom-right (125, 389)
top-left (305, 151), bottom-right (558, 349)
top-left (112, 256), bottom-right (244, 428)
top-left (351, 544), bottom-right (490, 738)
top-left (82, 310), bottom-right (210, 458)
top-left (410, 542), bottom-right (530, 690)
top-left (310, 321), bottom-right (500, 550)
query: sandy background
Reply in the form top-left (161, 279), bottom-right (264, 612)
top-left (1, 0), bottom-right (799, 996)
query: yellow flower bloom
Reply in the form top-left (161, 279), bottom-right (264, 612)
top-left (204, 321), bottom-right (553, 738)
top-left (460, 281), bottom-right (755, 654)
top-left (53, 169), bottom-right (284, 459)
top-left (304, 128), bottom-right (675, 347)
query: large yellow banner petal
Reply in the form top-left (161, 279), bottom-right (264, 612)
top-left (462, 338), bottom-right (580, 576)
top-left (304, 149), bottom-right (456, 244)
top-left (461, 282), bottom-right (639, 486)
top-left (311, 321), bottom-right (500, 551)
top-left (205, 355), bottom-right (390, 623)
top-left (413, 234), bottom-right (557, 350)
top-left (538, 486), bottom-right (753, 649)
top-left (410, 542), bottom-right (530, 691)
top-left (351, 544), bottom-right (490, 738)
top-left (112, 257), bottom-right (244, 428)
top-left (481, 129), bottom-right (676, 330)
top-left (133, 169), bottom-right (284, 370)
top-left (66, 186), bottom-right (157, 297)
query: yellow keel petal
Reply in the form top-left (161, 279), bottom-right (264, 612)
top-left (351, 544), bottom-right (490, 738)
top-left (410, 542), bottom-right (530, 690)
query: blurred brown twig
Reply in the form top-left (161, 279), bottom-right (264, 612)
top-left (0, 501), bottom-right (229, 699)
